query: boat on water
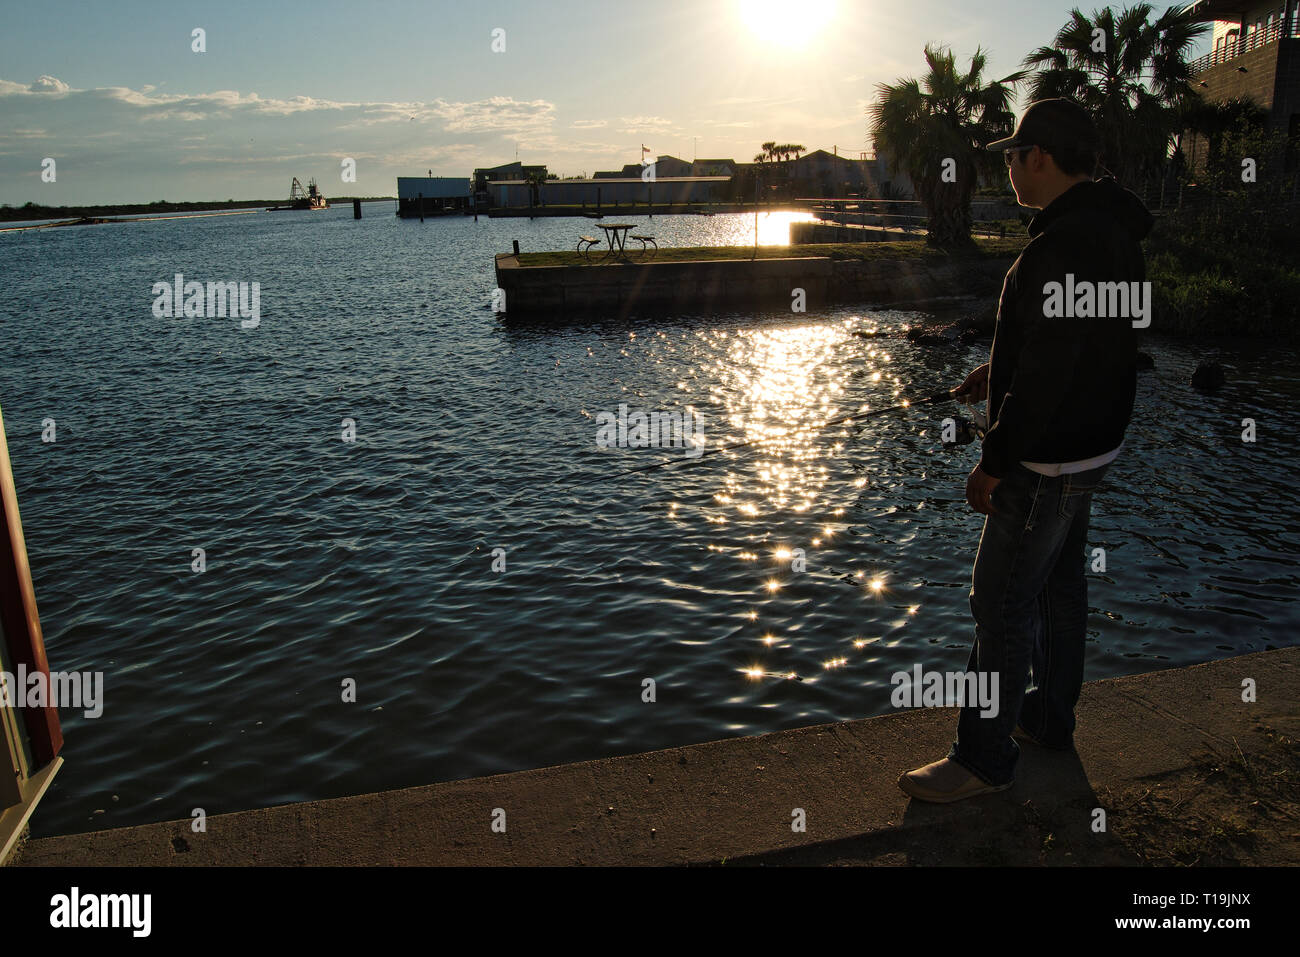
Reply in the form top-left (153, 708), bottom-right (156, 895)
top-left (266, 177), bottom-right (329, 212)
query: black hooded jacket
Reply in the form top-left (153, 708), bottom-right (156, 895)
top-left (978, 177), bottom-right (1154, 479)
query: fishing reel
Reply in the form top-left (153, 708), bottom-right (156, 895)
top-left (942, 401), bottom-right (988, 448)
top-left (948, 417), bottom-right (980, 446)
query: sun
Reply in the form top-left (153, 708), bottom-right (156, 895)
top-left (737, 0), bottom-right (837, 49)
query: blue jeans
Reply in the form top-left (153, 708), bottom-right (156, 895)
top-left (947, 461), bottom-right (1111, 786)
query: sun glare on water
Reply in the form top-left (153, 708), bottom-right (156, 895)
top-left (737, 0), bottom-right (837, 48)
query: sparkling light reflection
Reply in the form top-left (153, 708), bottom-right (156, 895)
top-left (633, 314), bottom-right (913, 694)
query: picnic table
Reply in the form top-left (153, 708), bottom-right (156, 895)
top-left (598, 222), bottom-right (636, 260)
top-left (577, 223), bottom-right (657, 263)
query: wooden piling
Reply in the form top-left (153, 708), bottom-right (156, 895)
top-left (0, 405), bottom-right (63, 768)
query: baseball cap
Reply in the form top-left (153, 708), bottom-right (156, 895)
top-left (985, 98), bottom-right (1100, 155)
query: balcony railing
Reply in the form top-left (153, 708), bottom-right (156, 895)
top-left (1188, 17), bottom-right (1300, 74)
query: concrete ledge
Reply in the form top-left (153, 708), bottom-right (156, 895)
top-left (495, 252), bottom-right (1012, 318)
top-left (791, 221), bottom-right (920, 244)
top-left (13, 647), bottom-right (1298, 866)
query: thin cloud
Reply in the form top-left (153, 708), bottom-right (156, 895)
top-left (619, 115), bottom-right (675, 131)
top-left (0, 77), bottom-right (553, 135)
top-left (29, 75), bottom-right (69, 94)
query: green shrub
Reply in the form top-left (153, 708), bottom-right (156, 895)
top-left (1145, 200), bottom-right (1299, 336)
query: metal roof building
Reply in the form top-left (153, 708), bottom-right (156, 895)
top-left (395, 176), bottom-right (471, 217)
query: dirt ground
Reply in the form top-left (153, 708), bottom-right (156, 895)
top-left (716, 724), bottom-right (1299, 866)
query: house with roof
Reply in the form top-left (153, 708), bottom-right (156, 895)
top-left (472, 162), bottom-right (548, 207)
top-left (728, 149), bottom-right (913, 199)
top-left (1186, 0), bottom-right (1300, 135)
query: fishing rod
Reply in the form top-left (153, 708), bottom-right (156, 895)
top-left (608, 387), bottom-right (965, 480)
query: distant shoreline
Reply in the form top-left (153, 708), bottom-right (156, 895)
top-left (0, 197), bottom-right (396, 224)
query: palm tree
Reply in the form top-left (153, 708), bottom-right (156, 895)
top-left (762, 143), bottom-right (803, 192)
top-left (748, 153), bottom-right (771, 204)
top-left (525, 170), bottom-right (545, 207)
top-left (783, 144), bottom-right (807, 195)
top-left (1023, 4), bottom-right (1208, 190)
top-left (869, 44), bottom-right (1025, 247)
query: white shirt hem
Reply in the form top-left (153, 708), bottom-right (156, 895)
top-left (1021, 443), bottom-right (1123, 477)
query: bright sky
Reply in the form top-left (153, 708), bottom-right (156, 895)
top-left (0, 0), bottom-right (1213, 204)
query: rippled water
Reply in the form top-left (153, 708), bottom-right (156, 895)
top-left (1, 204), bottom-right (1296, 836)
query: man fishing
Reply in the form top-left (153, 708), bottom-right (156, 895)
top-left (899, 98), bottom-right (1153, 802)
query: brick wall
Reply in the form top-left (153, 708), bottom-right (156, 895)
top-left (1186, 37), bottom-right (1300, 169)
top-left (1195, 39), bottom-right (1283, 111)
top-left (1272, 38), bottom-right (1300, 128)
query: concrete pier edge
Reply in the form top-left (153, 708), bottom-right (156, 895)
top-left (12, 646), bottom-right (1298, 866)
top-left (494, 248), bottom-right (1015, 317)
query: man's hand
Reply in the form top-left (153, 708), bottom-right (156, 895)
top-left (954, 362), bottom-right (990, 404)
top-left (966, 464), bottom-right (1001, 514)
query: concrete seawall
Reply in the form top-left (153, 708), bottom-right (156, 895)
top-left (495, 251), bottom-right (1014, 318)
top-left (790, 221), bottom-right (920, 244)
top-left (13, 647), bottom-right (1297, 866)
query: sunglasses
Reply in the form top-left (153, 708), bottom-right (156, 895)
top-left (1003, 146), bottom-right (1038, 166)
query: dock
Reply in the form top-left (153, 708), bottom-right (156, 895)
top-left (493, 241), bottom-right (1022, 318)
top-left (11, 646), bottom-right (1298, 866)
